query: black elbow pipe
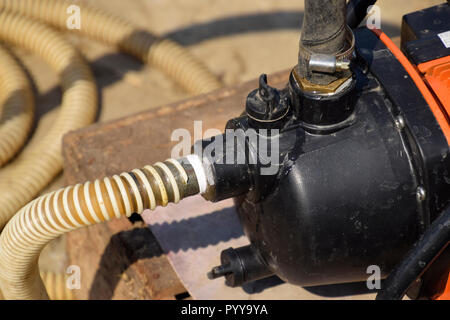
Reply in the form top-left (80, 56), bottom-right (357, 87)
top-left (346, 0), bottom-right (378, 29)
top-left (376, 206), bottom-right (450, 300)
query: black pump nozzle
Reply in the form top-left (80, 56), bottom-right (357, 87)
top-left (207, 245), bottom-right (274, 287)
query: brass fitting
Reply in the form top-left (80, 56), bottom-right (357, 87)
top-left (292, 68), bottom-right (352, 94)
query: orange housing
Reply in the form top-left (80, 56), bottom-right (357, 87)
top-left (418, 55), bottom-right (450, 129)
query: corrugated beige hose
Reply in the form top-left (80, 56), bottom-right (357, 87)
top-left (0, 45), bottom-right (34, 167)
top-left (0, 155), bottom-right (207, 299)
top-left (0, 0), bottom-right (222, 94)
top-left (0, 1), bottom-right (221, 228)
top-left (0, 11), bottom-right (98, 230)
top-left (0, 0), bottom-right (220, 300)
top-left (0, 0), bottom-right (222, 230)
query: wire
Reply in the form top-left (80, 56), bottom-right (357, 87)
top-left (376, 205), bottom-right (450, 300)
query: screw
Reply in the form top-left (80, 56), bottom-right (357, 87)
top-left (416, 187), bottom-right (426, 202)
top-left (336, 59), bottom-right (351, 71)
top-left (395, 116), bottom-right (405, 130)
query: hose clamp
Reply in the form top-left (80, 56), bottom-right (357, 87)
top-left (307, 25), bottom-right (355, 74)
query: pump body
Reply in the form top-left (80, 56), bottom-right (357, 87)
top-left (206, 3), bottom-right (450, 296)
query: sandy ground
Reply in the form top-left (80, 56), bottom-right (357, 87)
top-left (3, 0), bottom-right (441, 296)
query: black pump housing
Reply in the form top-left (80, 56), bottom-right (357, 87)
top-left (203, 27), bottom-right (450, 288)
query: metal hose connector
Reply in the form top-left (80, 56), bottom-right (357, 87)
top-left (0, 155), bottom-right (207, 299)
top-left (0, 0), bottom-right (222, 94)
top-left (0, 44), bottom-right (34, 167)
top-left (0, 11), bottom-right (98, 230)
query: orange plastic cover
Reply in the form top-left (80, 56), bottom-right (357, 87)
top-left (418, 56), bottom-right (450, 128)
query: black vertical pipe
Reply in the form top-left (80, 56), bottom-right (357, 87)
top-left (301, 0), bottom-right (347, 53)
top-left (297, 0), bottom-right (348, 85)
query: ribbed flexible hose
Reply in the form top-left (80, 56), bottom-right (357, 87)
top-left (0, 0), bottom-right (219, 300)
top-left (0, 0), bottom-right (222, 94)
top-left (0, 44), bottom-right (34, 167)
top-left (0, 11), bottom-right (98, 230)
top-left (0, 156), bottom-right (207, 299)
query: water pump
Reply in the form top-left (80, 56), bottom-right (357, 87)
top-left (0, 0), bottom-right (448, 301)
top-left (204, 0), bottom-right (450, 300)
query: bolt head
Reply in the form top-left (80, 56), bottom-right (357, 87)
top-left (395, 116), bottom-right (405, 130)
top-left (416, 187), bottom-right (426, 202)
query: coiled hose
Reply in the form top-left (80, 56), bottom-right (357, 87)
top-left (0, 0), bottom-right (221, 229)
top-left (0, 44), bottom-right (34, 167)
top-left (0, 0), bottom-right (222, 94)
top-left (0, 155), bottom-right (207, 299)
top-left (0, 11), bottom-right (98, 230)
top-left (0, 1), bottom-right (220, 299)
